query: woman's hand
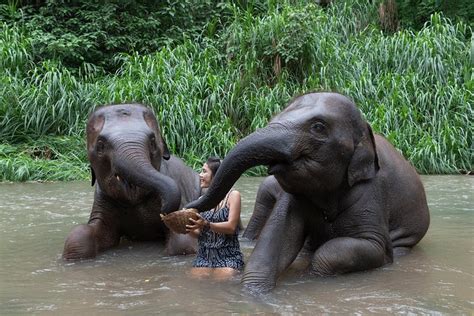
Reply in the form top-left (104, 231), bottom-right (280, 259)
top-left (185, 190), bottom-right (242, 236)
top-left (186, 213), bottom-right (209, 234)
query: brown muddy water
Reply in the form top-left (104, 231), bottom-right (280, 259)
top-left (0, 176), bottom-right (473, 314)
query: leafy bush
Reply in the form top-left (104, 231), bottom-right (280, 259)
top-left (0, 0), bottom-right (232, 72)
top-left (395, 0), bottom-right (474, 31)
top-left (0, 1), bottom-right (472, 180)
top-left (0, 137), bottom-right (88, 181)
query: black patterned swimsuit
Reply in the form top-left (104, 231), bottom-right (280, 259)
top-left (192, 193), bottom-right (244, 271)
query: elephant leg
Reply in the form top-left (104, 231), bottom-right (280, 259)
top-left (63, 217), bottom-right (120, 260)
top-left (242, 194), bottom-right (306, 293)
top-left (390, 227), bottom-right (419, 256)
top-left (63, 224), bottom-right (98, 260)
top-left (166, 231), bottom-right (197, 255)
top-left (290, 237), bottom-right (315, 272)
top-left (311, 237), bottom-right (389, 276)
top-left (243, 176), bottom-right (280, 240)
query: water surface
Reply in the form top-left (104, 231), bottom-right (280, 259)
top-left (0, 176), bottom-right (473, 314)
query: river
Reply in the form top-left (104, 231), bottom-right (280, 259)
top-left (0, 176), bottom-right (472, 314)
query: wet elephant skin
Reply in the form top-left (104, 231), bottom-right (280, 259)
top-left (63, 104), bottom-right (200, 260)
top-left (186, 92), bottom-right (430, 293)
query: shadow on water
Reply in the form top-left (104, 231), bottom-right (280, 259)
top-left (0, 175), bottom-right (473, 314)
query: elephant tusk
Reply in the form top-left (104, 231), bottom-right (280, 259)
top-left (116, 175), bottom-right (121, 182)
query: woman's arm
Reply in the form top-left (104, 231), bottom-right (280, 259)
top-left (207, 190), bottom-right (241, 234)
top-left (186, 191), bottom-right (241, 235)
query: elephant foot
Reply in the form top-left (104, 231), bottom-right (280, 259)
top-left (241, 272), bottom-right (276, 294)
top-left (166, 232), bottom-right (197, 256)
top-left (310, 237), bottom-right (388, 276)
top-left (63, 224), bottom-right (98, 260)
top-left (393, 246), bottom-right (411, 257)
top-left (308, 267), bottom-right (336, 277)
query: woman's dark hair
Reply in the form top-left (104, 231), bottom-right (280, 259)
top-left (206, 156), bottom-right (221, 177)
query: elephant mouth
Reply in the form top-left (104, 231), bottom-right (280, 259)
top-left (267, 152), bottom-right (316, 176)
top-left (114, 173), bottom-right (143, 201)
top-left (267, 162), bottom-right (290, 175)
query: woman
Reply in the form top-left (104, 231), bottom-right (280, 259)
top-left (186, 157), bottom-right (244, 280)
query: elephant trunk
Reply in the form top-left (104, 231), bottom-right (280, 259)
top-left (186, 124), bottom-right (294, 211)
top-left (113, 141), bottom-right (181, 214)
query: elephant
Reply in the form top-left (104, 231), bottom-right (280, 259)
top-left (185, 92), bottom-right (430, 293)
top-left (242, 175), bottom-right (282, 240)
top-left (63, 103), bottom-right (200, 260)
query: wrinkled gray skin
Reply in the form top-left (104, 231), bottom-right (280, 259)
top-left (186, 92), bottom-right (430, 293)
top-left (63, 104), bottom-right (200, 260)
top-left (242, 176), bottom-right (282, 240)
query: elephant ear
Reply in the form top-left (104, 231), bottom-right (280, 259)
top-left (347, 123), bottom-right (379, 187)
top-left (86, 111), bottom-right (103, 186)
top-left (86, 112), bottom-right (105, 154)
top-left (143, 109), bottom-right (171, 160)
top-left (90, 166), bottom-right (96, 186)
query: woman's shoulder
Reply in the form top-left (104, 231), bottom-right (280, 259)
top-left (228, 189), bottom-right (241, 199)
top-left (225, 190), bottom-right (241, 209)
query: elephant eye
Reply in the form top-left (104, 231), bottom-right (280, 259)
top-left (150, 136), bottom-right (157, 152)
top-left (311, 122), bottom-right (326, 133)
top-left (96, 139), bottom-right (105, 156)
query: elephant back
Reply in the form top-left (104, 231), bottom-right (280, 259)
top-left (160, 156), bottom-right (201, 208)
top-left (373, 134), bottom-right (430, 243)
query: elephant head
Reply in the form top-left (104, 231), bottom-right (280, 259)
top-left (87, 104), bottom-right (181, 213)
top-left (186, 92), bottom-right (379, 211)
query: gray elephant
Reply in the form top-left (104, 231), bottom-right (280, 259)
top-left (242, 175), bottom-right (282, 240)
top-left (63, 103), bottom-right (200, 260)
top-left (186, 92), bottom-right (430, 293)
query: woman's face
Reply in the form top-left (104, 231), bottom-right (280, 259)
top-left (199, 163), bottom-right (213, 188)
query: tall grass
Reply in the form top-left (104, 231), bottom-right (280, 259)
top-left (0, 137), bottom-right (88, 181)
top-left (0, 1), bottom-right (472, 181)
top-left (219, 3), bottom-right (472, 173)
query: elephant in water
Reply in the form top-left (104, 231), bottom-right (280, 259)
top-left (186, 92), bottom-right (430, 293)
top-left (242, 175), bottom-right (282, 241)
top-left (63, 104), bottom-right (200, 260)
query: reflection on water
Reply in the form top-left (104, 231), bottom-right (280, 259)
top-left (0, 176), bottom-right (473, 314)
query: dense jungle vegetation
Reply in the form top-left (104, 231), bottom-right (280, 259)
top-left (0, 0), bottom-right (472, 181)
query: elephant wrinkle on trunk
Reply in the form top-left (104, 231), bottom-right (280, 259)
top-left (63, 103), bottom-right (199, 260)
top-left (113, 147), bottom-right (181, 213)
top-left (186, 92), bottom-right (430, 293)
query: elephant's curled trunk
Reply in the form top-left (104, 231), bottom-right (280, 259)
top-left (114, 143), bottom-right (181, 214)
top-left (186, 125), bottom-right (294, 211)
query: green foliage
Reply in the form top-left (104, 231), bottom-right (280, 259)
top-left (0, 136), bottom-right (88, 181)
top-left (221, 1), bottom-right (382, 85)
top-left (0, 0), bottom-right (231, 72)
top-left (395, 0), bottom-right (474, 31)
top-left (0, 23), bottom-right (33, 75)
top-left (0, 1), bottom-right (472, 181)
top-left (0, 55), bottom-right (98, 142)
top-left (223, 2), bottom-right (320, 83)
